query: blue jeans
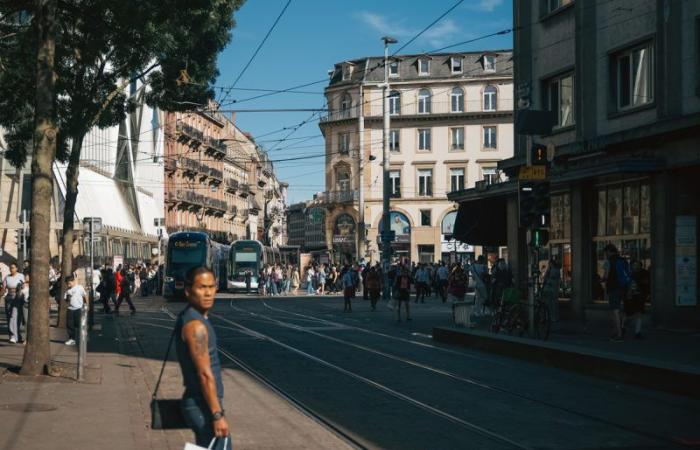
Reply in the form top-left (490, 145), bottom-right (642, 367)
top-left (307, 282), bottom-right (314, 295)
top-left (181, 396), bottom-right (232, 450)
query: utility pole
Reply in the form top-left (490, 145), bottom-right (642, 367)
top-left (381, 36), bottom-right (397, 301)
top-left (357, 83), bottom-right (365, 263)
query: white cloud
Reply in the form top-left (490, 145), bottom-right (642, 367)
top-left (355, 11), bottom-right (462, 49)
top-left (467, 0), bottom-right (504, 12)
top-left (422, 19), bottom-right (461, 47)
top-left (355, 11), bottom-right (411, 37)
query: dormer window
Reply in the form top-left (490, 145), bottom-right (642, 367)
top-left (483, 55), bottom-right (496, 72)
top-left (451, 57), bottom-right (463, 74)
top-left (342, 64), bottom-right (354, 81)
top-left (418, 58), bottom-right (430, 76)
top-left (389, 60), bottom-right (399, 77)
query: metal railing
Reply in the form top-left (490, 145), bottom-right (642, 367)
top-left (321, 190), bottom-right (358, 204)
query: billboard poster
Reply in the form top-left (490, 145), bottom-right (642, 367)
top-left (378, 211), bottom-right (411, 244)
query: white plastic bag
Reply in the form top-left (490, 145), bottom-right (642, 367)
top-left (184, 437), bottom-right (228, 450)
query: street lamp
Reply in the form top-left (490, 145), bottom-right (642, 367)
top-left (381, 35), bottom-right (397, 302)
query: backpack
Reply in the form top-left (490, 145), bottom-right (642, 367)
top-left (615, 258), bottom-right (631, 290)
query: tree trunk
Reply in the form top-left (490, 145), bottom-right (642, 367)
top-left (57, 137), bottom-right (82, 328)
top-left (21, 0), bottom-right (57, 376)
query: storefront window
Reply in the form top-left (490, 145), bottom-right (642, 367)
top-left (623, 184), bottom-right (640, 235)
top-left (606, 187), bottom-right (623, 235)
top-left (550, 193), bottom-right (571, 240)
top-left (640, 184), bottom-right (650, 233)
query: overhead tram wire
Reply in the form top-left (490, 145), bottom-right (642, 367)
top-left (390, 0), bottom-right (465, 55)
top-left (218, 0), bottom-right (293, 106)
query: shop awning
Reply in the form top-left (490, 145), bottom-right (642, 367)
top-left (453, 195), bottom-right (508, 246)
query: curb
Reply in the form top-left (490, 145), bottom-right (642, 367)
top-left (432, 326), bottom-right (700, 399)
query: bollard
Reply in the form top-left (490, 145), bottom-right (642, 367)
top-left (77, 304), bottom-right (88, 381)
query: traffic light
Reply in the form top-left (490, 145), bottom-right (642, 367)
top-left (530, 143), bottom-right (547, 166)
top-left (533, 182), bottom-right (551, 227)
top-left (529, 228), bottom-right (549, 247)
top-left (519, 182), bottom-right (535, 227)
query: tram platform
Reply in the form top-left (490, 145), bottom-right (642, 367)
top-left (434, 313), bottom-right (700, 399)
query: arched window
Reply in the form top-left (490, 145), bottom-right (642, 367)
top-left (450, 87), bottom-right (464, 113)
top-left (389, 90), bottom-right (401, 115)
top-left (483, 85), bottom-right (497, 111)
top-left (340, 93), bottom-right (352, 118)
top-left (418, 89), bottom-right (431, 114)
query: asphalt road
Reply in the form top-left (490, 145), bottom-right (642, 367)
top-left (136, 293), bottom-right (700, 450)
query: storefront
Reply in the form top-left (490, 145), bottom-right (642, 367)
top-left (332, 213), bottom-right (356, 265)
top-left (378, 211), bottom-right (411, 264)
top-left (441, 211), bottom-right (474, 263)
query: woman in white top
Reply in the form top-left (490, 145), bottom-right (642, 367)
top-left (3, 263), bottom-right (25, 343)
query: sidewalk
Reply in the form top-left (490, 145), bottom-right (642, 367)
top-left (433, 298), bottom-right (700, 398)
top-left (0, 297), bottom-right (353, 450)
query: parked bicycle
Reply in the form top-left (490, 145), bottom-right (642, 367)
top-left (490, 287), bottom-right (550, 340)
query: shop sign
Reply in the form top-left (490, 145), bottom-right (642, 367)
top-left (441, 211), bottom-right (457, 237)
top-left (519, 165), bottom-right (547, 180)
top-left (675, 215), bottom-right (696, 306)
top-left (333, 213), bottom-right (356, 244)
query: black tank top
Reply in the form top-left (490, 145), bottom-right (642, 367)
top-left (175, 306), bottom-right (224, 399)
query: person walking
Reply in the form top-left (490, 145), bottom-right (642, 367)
top-left (316, 264), bottom-right (327, 295)
top-left (140, 265), bottom-right (150, 296)
top-left (291, 266), bottom-right (300, 295)
top-left (63, 274), bottom-right (88, 346)
top-left (175, 267), bottom-right (231, 450)
top-left (269, 266), bottom-right (279, 297)
top-left (470, 256), bottom-right (489, 317)
top-left (436, 262), bottom-right (449, 303)
top-left (366, 266), bottom-right (381, 311)
top-left (541, 258), bottom-right (561, 324)
top-left (305, 266), bottom-right (315, 296)
top-left (3, 263), bottom-right (25, 343)
top-left (244, 269), bottom-right (252, 294)
top-left (115, 267), bottom-right (136, 314)
top-left (602, 244), bottom-right (631, 342)
top-left (415, 264), bottom-right (429, 303)
top-left (20, 272), bottom-right (30, 339)
top-left (394, 266), bottom-right (412, 322)
top-left (624, 261), bottom-right (650, 339)
top-left (341, 267), bottom-right (355, 312)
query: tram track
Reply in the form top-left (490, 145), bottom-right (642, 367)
top-left (223, 300), bottom-right (695, 449)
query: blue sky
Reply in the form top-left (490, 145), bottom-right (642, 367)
top-left (214, 0), bottom-right (513, 204)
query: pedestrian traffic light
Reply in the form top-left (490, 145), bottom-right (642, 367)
top-left (529, 229), bottom-right (549, 247)
top-left (519, 181), bottom-right (535, 228)
top-left (533, 181), bottom-right (550, 228)
top-left (530, 143), bottom-right (548, 166)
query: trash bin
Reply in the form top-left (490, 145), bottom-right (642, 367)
top-left (453, 301), bottom-right (469, 327)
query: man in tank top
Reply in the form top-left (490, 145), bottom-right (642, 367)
top-left (175, 266), bottom-right (230, 449)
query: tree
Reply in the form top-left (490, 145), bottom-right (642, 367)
top-left (0, 0), bottom-right (243, 375)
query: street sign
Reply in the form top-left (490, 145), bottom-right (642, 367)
top-left (82, 217), bottom-right (102, 233)
top-left (519, 166), bottom-right (547, 180)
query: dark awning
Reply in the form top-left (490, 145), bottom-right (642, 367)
top-left (453, 195), bottom-right (508, 246)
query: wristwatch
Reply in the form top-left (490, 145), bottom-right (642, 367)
top-left (212, 410), bottom-right (225, 421)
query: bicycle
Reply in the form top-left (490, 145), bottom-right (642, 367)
top-left (491, 288), bottom-right (550, 340)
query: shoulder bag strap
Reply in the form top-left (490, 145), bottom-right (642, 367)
top-left (152, 325), bottom-right (177, 400)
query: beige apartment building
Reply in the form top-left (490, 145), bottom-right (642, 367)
top-left (164, 107), bottom-right (229, 242)
top-left (319, 51), bottom-right (513, 264)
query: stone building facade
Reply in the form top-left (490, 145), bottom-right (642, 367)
top-left (319, 50), bottom-right (514, 264)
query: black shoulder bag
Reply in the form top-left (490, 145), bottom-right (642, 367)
top-left (150, 326), bottom-right (188, 430)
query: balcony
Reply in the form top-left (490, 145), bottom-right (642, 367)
top-left (225, 178), bottom-right (239, 193)
top-left (176, 122), bottom-right (204, 146)
top-left (208, 168), bottom-right (223, 185)
top-left (181, 157), bottom-right (201, 177)
top-left (366, 101), bottom-right (513, 121)
top-left (319, 106), bottom-right (359, 123)
top-left (321, 190), bottom-right (358, 204)
top-left (239, 183), bottom-right (250, 198)
top-left (228, 205), bottom-right (238, 217)
top-left (204, 137), bottom-right (227, 160)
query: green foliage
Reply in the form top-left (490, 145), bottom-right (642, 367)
top-left (0, 0), bottom-right (244, 167)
